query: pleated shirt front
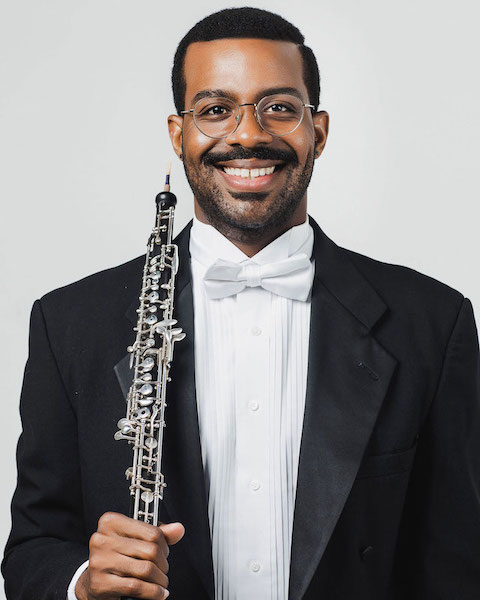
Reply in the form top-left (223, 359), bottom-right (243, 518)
top-left (189, 216), bottom-right (313, 600)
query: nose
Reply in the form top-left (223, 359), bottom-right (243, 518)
top-left (224, 104), bottom-right (274, 147)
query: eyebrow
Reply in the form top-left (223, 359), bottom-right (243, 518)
top-left (189, 86), bottom-right (305, 107)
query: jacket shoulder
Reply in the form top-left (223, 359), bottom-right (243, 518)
top-left (38, 222), bottom-right (193, 316)
top-left (39, 255), bottom-right (145, 316)
top-left (39, 255), bottom-right (145, 342)
top-left (343, 246), bottom-right (465, 318)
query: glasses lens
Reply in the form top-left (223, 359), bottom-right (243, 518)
top-left (192, 97), bottom-right (239, 138)
top-left (257, 95), bottom-right (305, 136)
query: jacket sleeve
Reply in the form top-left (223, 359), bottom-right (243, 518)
top-left (393, 297), bottom-right (480, 598)
top-left (2, 299), bottom-right (89, 599)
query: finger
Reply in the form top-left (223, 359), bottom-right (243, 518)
top-left (160, 522), bottom-right (185, 546)
top-left (89, 552), bottom-right (168, 587)
top-left (97, 512), bottom-right (169, 549)
top-left (91, 572), bottom-right (169, 599)
top-left (107, 554), bottom-right (169, 588)
top-left (110, 536), bottom-right (169, 573)
top-left (89, 531), bottom-right (167, 574)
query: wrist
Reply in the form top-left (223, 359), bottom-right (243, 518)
top-left (74, 569), bottom-right (89, 600)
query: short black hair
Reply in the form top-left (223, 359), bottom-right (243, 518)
top-left (172, 7), bottom-right (320, 114)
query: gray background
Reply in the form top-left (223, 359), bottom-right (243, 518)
top-left (1, 0), bottom-right (479, 595)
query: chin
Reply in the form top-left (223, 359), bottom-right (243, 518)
top-left (228, 191), bottom-right (269, 202)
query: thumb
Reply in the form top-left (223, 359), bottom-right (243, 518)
top-left (160, 521), bottom-right (185, 545)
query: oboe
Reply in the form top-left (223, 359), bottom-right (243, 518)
top-left (114, 166), bottom-right (185, 529)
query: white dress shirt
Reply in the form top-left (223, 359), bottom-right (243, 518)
top-left (190, 215), bottom-right (313, 600)
top-left (68, 216), bottom-right (313, 600)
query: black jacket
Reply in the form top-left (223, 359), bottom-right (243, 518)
top-left (3, 218), bottom-right (480, 599)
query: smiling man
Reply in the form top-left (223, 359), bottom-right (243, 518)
top-left (3, 7), bottom-right (480, 600)
top-left (168, 35), bottom-right (327, 256)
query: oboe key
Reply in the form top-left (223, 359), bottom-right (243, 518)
top-left (140, 357), bottom-right (155, 370)
top-left (133, 407), bottom-right (150, 420)
top-left (157, 318), bottom-right (177, 328)
top-left (172, 330), bottom-right (186, 342)
top-left (138, 398), bottom-right (153, 407)
top-left (141, 491), bottom-right (154, 504)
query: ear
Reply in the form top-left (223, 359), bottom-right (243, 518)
top-left (312, 111), bottom-right (329, 159)
top-left (168, 114), bottom-right (184, 160)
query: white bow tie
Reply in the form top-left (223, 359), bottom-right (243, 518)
top-left (203, 254), bottom-right (314, 301)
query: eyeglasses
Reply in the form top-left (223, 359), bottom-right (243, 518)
top-left (181, 94), bottom-right (315, 139)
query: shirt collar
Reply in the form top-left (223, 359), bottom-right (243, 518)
top-left (189, 214), bottom-right (314, 268)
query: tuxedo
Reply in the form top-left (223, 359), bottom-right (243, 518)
top-left (3, 217), bottom-right (480, 599)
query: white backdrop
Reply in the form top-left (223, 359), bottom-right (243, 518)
top-left (1, 0), bottom-right (479, 595)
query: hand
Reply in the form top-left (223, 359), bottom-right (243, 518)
top-left (75, 511), bottom-right (185, 600)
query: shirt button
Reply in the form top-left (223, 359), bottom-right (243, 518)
top-left (250, 561), bottom-right (261, 572)
top-left (251, 325), bottom-right (262, 336)
top-left (250, 479), bottom-right (261, 491)
top-left (248, 400), bottom-right (259, 411)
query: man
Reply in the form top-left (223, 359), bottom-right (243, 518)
top-left (3, 7), bottom-right (480, 600)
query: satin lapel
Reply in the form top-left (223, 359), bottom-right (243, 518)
top-left (114, 222), bottom-right (214, 599)
top-left (288, 219), bottom-right (398, 600)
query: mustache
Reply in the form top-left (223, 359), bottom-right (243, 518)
top-left (202, 146), bottom-right (298, 167)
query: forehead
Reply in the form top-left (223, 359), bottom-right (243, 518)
top-left (183, 38), bottom-right (308, 104)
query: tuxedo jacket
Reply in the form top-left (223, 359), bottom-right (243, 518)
top-left (3, 217), bottom-right (480, 599)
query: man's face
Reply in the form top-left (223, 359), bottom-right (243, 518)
top-left (168, 38), bottom-right (328, 242)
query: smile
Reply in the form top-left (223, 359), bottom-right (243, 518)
top-left (222, 166), bottom-right (276, 179)
top-left (214, 161), bottom-right (285, 191)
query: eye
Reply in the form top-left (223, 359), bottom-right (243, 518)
top-left (196, 102), bottom-right (235, 119)
top-left (207, 105), bottom-right (228, 116)
top-left (264, 103), bottom-right (293, 113)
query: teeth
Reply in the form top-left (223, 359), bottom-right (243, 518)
top-left (223, 165), bottom-right (276, 178)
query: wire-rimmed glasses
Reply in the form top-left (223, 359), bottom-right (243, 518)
top-left (181, 94), bottom-right (315, 139)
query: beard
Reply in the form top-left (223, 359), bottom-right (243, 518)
top-left (182, 145), bottom-right (315, 244)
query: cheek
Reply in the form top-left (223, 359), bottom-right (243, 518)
top-left (182, 120), bottom-right (215, 159)
top-left (294, 131), bottom-right (315, 161)
top-left (292, 121), bottom-right (316, 156)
